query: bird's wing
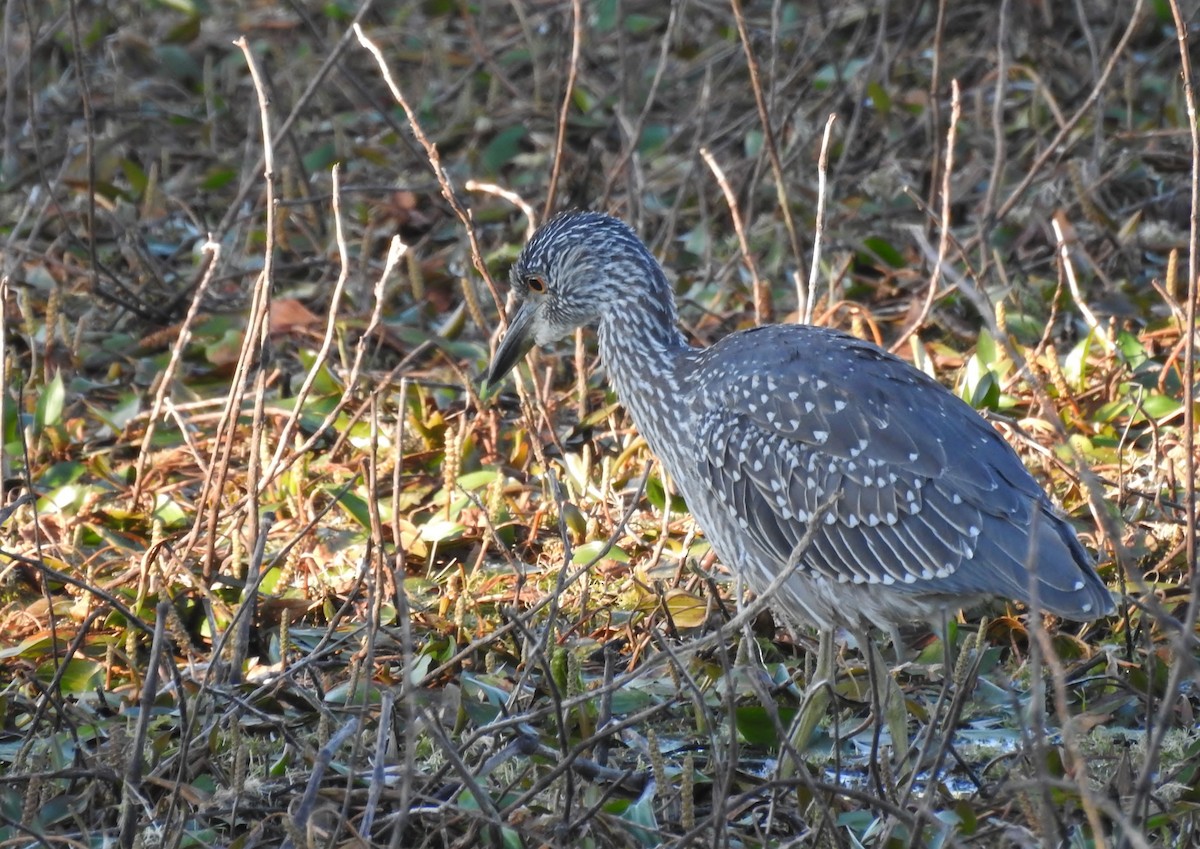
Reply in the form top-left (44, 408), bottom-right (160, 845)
top-left (687, 325), bottom-right (1095, 608)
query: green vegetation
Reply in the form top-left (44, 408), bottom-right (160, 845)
top-left (0, 1), bottom-right (1196, 846)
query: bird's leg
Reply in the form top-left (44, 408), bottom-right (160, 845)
top-left (939, 616), bottom-right (957, 672)
top-left (903, 617), bottom-right (986, 803)
top-left (856, 628), bottom-right (909, 797)
top-left (781, 627), bottom-right (835, 777)
top-left (907, 616), bottom-right (956, 778)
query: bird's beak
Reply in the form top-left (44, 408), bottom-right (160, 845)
top-left (486, 299), bottom-right (538, 386)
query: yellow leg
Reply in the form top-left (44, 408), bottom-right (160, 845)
top-left (860, 630), bottom-right (910, 774)
top-left (782, 628), bottom-right (835, 776)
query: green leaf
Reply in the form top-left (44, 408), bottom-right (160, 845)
top-left (1091, 398), bottom-right (1130, 424)
top-left (592, 0), bottom-right (618, 30)
top-left (571, 86), bottom-right (596, 114)
top-left (1139, 393), bottom-right (1181, 421)
top-left (743, 128), bottom-right (764, 159)
top-left (646, 475), bottom-right (687, 513)
top-left (164, 15), bottom-right (201, 44)
top-left (637, 123), bottom-right (669, 154)
top-left (324, 678), bottom-right (383, 705)
top-left (866, 80), bottom-right (891, 116)
top-left (302, 142), bottom-right (338, 173)
top-left (1115, 330), bottom-right (1151, 371)
top-left (966, 370), bottom-right (1000, 410)
top-left (1003, 311), bottom-right (1046, 345)
top-left (624, 14), bottom-right (660, 34)
top-left (455, 791), bottom-right (523, 848)
top-left (861, 236), bottom-right (905, 268)
top-left (456, 469), bottom-right (499, 491)
top-left (663, 589), bottom-right (708, 628)
top-left (2, 391), bottom-right (20, 447)
top-left (614, 788), bottom-right (660, 847)
top-left (203, 327), bottom-right (244, 366)
top-left (813, 58), bottom-right (867, 91)
top-left (153, 493), bottom-right (189, 528)
top-left (419, 517), bottom-right (464, 542)
top-left (329, 487), bottom-right (371, 529)
top-left (0, 633), bottom-right (63, 660)
top-left (481, 125), bottom-right (527, 174)
top-left (35, 372), bottom-right (66, 432)
top-left (154, 0), bottom-right (206, 14)
top-left (155, 44), bottom-right (202, 83)
top-left (572, 540), bottom-right (629, 564)
top-left (608, 686), bottom-right (655, 715)
top-left (461, 672), bottom-right (512, 706)
top-left (1062, 334), bottom-right (1093, 388)
top-left (39, 461), bottom-right (86, 488)
top-left (41, 658), bottom-right (103, 693)
top-left (121, 158), bottom-right (149, 197)
top-left (200, 167), bottom-right (237, 191)
top-left (974, 327), bottom-right (999, 366)
top-left (269, 748), bottom-right (292, 777)
top-left (322, 1), bottom-right (355, 22)
top-left (735, 705), bottom-right (797, 747)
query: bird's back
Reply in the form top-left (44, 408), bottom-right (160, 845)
top-left (631, 323), bottom-right (1113, 631)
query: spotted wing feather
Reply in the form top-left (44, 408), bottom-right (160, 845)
top-left (687, 324), bottom-right (1111, 619)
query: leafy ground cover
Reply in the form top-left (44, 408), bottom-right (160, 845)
top-left (1, 0), bottom-right (1197, 846)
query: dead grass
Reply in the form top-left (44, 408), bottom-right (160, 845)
top-left (0, 1), bottom-right (1197, 846)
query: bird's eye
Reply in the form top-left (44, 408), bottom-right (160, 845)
top-left (525, 274), bottom-right (547, 293)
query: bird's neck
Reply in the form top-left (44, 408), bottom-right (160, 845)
top-left (596, 281), bottom-right (691, 452)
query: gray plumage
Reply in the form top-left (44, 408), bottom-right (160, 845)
top-left (487, 212), bottom-right (1114, 633)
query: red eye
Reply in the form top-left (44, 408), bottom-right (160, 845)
top-left (526, 274), bottom-right (547, 293)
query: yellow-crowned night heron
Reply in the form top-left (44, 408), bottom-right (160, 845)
top-left (488, 213), bottom-right (1114, 644)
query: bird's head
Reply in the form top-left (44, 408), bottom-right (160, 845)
top-left (486, 212), bottom-right (670, 385)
